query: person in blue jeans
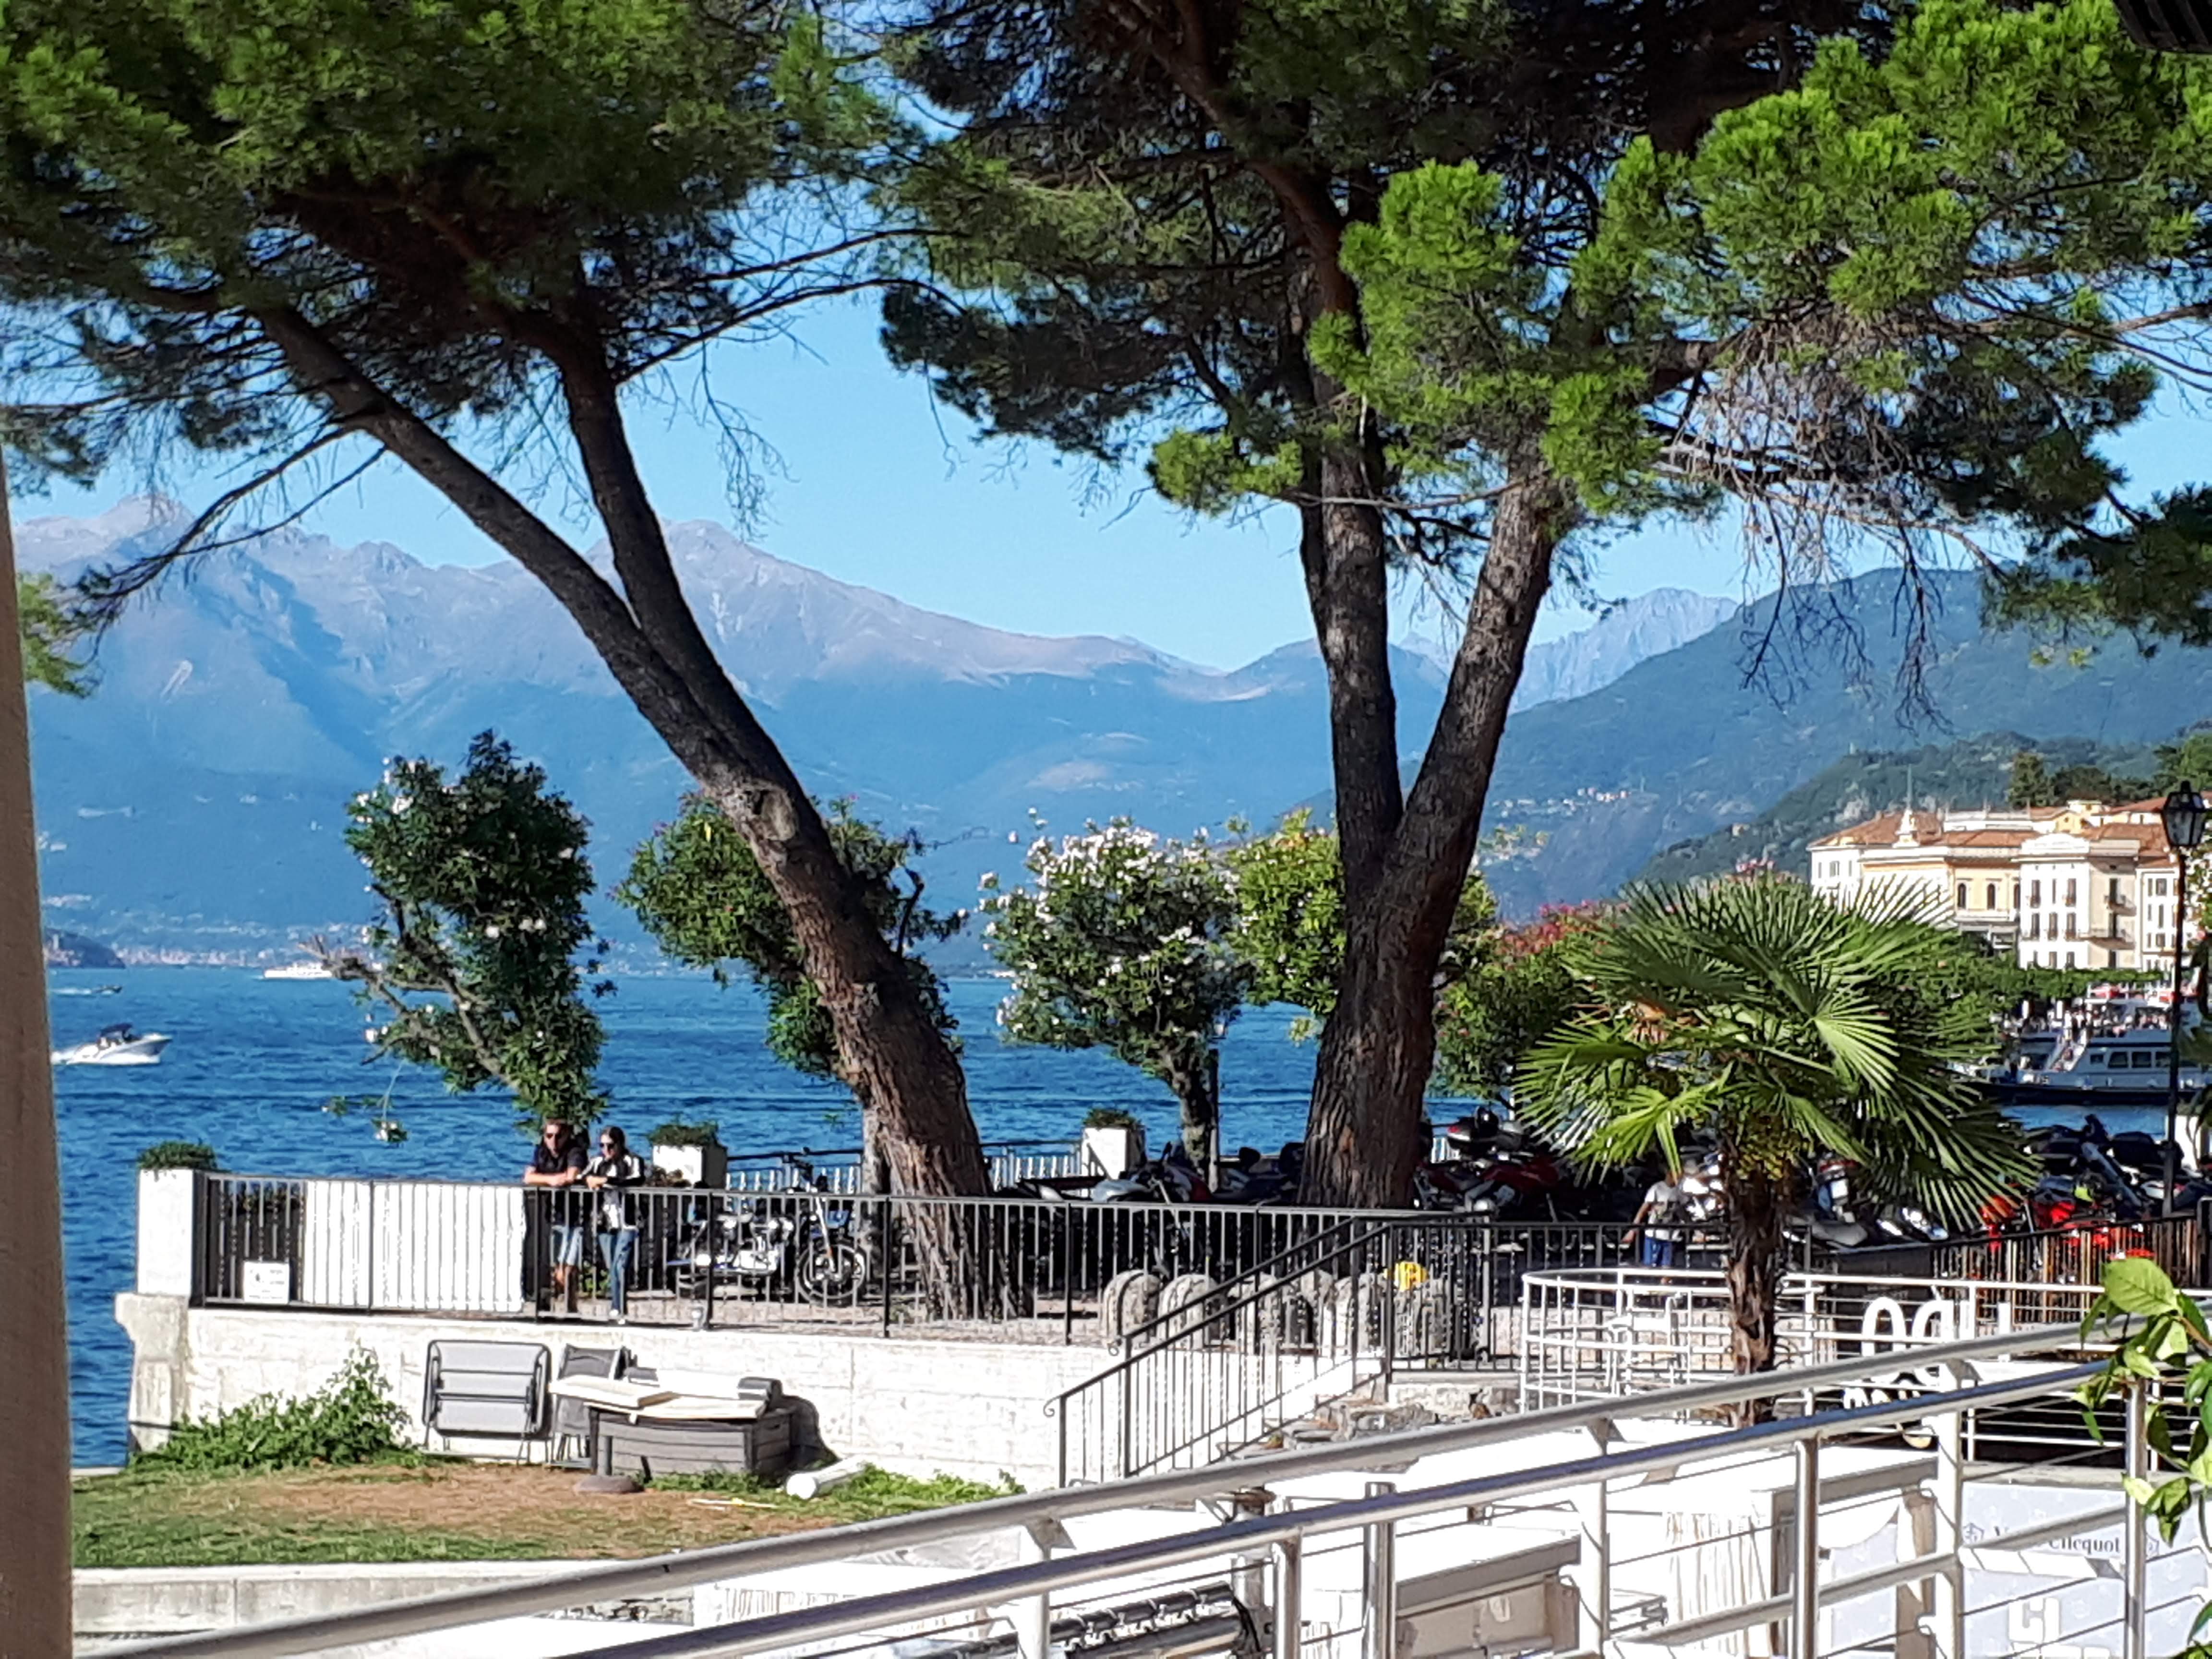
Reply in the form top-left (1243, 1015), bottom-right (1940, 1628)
top-left (586, 1126), bottom-right (649, 1322)
top-left (524, 1120), bottom-right (588, 1312)
top-left (1628, 1172), bottom-right (1688, 1270)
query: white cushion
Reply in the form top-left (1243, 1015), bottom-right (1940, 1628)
top-left (548, 1375), bottom-right (675, 1409)
top-left (632, 1393), bottom-right (763, 1422)
top-left (650, 1366), bottom-right (738, 1397)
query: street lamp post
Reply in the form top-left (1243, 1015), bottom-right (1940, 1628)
top-left (2161, 783), bottom-right (2208, 1212)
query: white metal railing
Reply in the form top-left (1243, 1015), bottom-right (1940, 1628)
top-left (91, 1315), bottom-right (2207, 1659)
top-left (723, 1141), bottom-right (1091, 1192)
top-left (1517, 1266), bottom-right (2137, 1417)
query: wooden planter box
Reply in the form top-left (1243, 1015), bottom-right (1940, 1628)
top-left (591, 1408), bottom-right (794, 1479)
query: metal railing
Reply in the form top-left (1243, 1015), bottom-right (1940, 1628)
top-left (721, 1141), bottom-right (1090, 1193)
top-left (192, 1172), bottom-right (1679, 1345)
top-left (1516, 1264), bottom-right (2156, 1427)
top-left (1054, 1214), bottom-right (1540, 1485)
top-left (1828, 1208), bottom-right (2211, 1288)
top-left (94, 1314), bottom-right (2205, 1659)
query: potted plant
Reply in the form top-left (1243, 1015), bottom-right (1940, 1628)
top-left (1081, 1108), bottom-right (1147, 1179)
top-left (649, 1119), bottom-right (728, 1188)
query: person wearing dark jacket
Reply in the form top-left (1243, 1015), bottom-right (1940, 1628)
top-left (524, 1120), bottom-right (588, 1312)
top-left (585, 1126), bottom-right (650, 1322)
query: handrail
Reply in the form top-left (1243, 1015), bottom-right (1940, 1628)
top-left (1101, 1215), bottom-right (1376, 1360)
top-left (97, 1313), bottom-right (2121, 1659)
top-left (559, 1362), bottom-right (2107, 1659)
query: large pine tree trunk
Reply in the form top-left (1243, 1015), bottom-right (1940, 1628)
top-left (1300, 462), bottom-right (1564, 1207)
top-left (256, 307), bottom-right (990, 1200)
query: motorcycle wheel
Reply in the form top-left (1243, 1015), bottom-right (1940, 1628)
top-left (795, 1238), bottom-right (868, 1306)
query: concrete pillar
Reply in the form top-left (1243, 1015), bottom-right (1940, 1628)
top-left (0, 457), bottom-right (71, 1654)
top-left (115, 1293), bottom-right (193, 1452)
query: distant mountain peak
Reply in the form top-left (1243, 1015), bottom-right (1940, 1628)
top-left (1507, 588), bottom-right (1740, 710)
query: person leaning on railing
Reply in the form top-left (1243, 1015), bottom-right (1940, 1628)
top-left (524, 1120), bottom-right (589, 1314)
top-left (586, 1127), bottom-right (650, 1323)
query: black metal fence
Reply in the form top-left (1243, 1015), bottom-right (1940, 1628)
top-left (191, 1172), bottom-right (1690, 1342)
top-left (189, 1170), bottom-right (2212, 1352)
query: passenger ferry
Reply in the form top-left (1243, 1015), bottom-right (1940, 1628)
top-left (1987, 1018), bottom-right (2211, 1108)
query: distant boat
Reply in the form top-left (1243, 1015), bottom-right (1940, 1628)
top-left (52, 1024), bottom-right (171, 1066)
top-left (262, 960), bottom-right (333, 981)
top-left (52, 985), bottom-right (123, 997)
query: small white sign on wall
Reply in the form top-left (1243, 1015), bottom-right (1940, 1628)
top-left (240, 1260), bottom-right (291, 1304)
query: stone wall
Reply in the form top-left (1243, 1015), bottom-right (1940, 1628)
top-left (113, 1294), bottom-right (1098, 1487)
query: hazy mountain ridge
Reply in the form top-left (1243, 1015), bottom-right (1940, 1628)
top-left (24, 505), bottom-right (1447, 951)
top-left (1476, 572), bottom-right (2212, 915)
top-left (1508, 589), bottom-right (1740, 709)
top-left (35, 505), bottom-right (2205, 951)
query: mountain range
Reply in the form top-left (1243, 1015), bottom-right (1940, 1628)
top-left (27, 501), bottom-right (2212, 956)
top-left (26, 503), bottom-right (1684, 955)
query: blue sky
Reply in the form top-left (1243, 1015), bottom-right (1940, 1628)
top-left (22, 295), bottom-right (2211, 670)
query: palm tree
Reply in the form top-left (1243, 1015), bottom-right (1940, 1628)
top-left (1515, 875), bottom-right (2031, 1400)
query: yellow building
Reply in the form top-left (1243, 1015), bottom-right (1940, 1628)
top-left (1808, 800), bottom-right (2181, 972)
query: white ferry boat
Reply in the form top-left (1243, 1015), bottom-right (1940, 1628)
top-left (1990, 1019), bottom-right (2211, 1107)
top-left (262, 959), bottom-right (332, 981)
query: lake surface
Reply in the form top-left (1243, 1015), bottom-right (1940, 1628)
top-left (48, 966), bottom-right (1327, 1463)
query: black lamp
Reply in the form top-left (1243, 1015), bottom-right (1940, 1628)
top-left (2164, 783), bottom-right (2209, 854)
top-left (2160, 783), bottom-right (2207, 1210)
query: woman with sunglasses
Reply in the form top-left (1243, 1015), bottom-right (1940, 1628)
top-left (585, 1126), bottom-right (649, 1322)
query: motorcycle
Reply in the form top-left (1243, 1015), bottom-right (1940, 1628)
top-left (672, 1167), bottom-right (869, 1306)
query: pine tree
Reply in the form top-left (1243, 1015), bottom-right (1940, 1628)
top-left (886, 0), bottom-right (2212, 1201)
top-left (0, 0), bottom-right (991, 1194)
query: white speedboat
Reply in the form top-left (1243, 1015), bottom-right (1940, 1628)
top-left (51, 1023), bottom-right (171, 1066)
top-left (262, 959), bottom-right (331, 981)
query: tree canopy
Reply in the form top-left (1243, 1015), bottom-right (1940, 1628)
top-left (16, 575), bottom-right (86, 695)
top-left (982, 821), bottom-right (1247, 1161)
top-left (619, 795), bottom-right (962, 1173)
top-left (0, 0), bottom-right (995, 1196)
top-left (332, 733), bottom-right (609, 1129)
top-left (881, 0), bottom-right (2212, 1204)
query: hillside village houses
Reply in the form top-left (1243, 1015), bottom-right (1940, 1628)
top-left (1808, 798), bottom-right (2186, 971)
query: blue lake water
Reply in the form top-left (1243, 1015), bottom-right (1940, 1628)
top-left (48, 966), bottom-right (1326, 1463)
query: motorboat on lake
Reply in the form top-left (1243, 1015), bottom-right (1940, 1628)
top-left (51, 1023), bottom-right (171, 1066)
top-left (1984, 1018), bottom-right (2210, 1109)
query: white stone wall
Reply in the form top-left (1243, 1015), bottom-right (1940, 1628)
top-left (113, 1295), bottom-right (1100, 1487)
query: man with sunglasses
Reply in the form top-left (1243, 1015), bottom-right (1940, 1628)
top-left (524, 1119), bottom-right (588, 1313)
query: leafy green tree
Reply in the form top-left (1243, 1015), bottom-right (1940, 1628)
top-left (1515, 877), bottom-right (2029, 1402)
top-left (1226, 811), bottom-right (1343, 1037)
top-left (1230, 808), bottom-right (1499, 1047)
top-left (329, 733), bottom-right (608, 1130)
top-left (886, 0), bottom-right (2210, 1205)
top-left (982, 822), bottom-right (1247, 1164)
top-left (17, 575), bottom-right (86, 696)
top-left (2009, 751), bottom-right (2059, 810)
top-left (2155, 729), bottom-right (2212, 794)
top-left (619, 795), bottom-right (962, 1188)
top-left (0, 0), bottom-right (992, 1197)
top-left (1433, 905), bottom-right (1610, 1099)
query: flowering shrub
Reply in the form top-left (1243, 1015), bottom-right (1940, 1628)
top-left (982, 820), bottom-right (1247, 1159)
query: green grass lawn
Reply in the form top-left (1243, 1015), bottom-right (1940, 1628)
top-left (74, 1460), bottom-right (1016, 1569)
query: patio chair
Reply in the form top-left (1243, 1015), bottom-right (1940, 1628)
top-left (421, 1340), bottom-right (551, 1460)
top-left (552, 1344), bottom-right (630, 1469)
